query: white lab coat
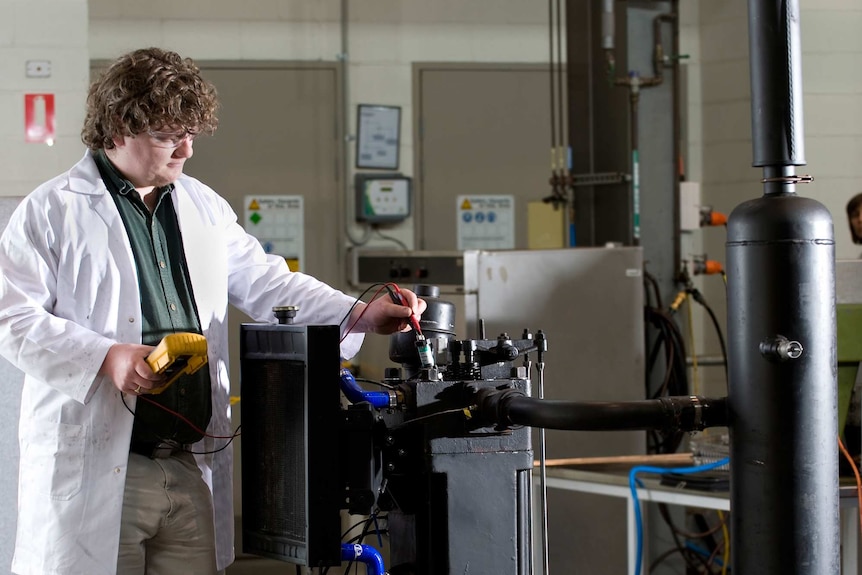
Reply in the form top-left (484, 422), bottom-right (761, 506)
top-left (0, 151), bottom-right (363, 575)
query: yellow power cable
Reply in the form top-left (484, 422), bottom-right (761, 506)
top-left (717, 510), bottom-right (730, 575)
top-left (685, 293), bottom-right (699, 395)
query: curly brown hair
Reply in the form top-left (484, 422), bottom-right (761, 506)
top-left (847, 192), bottom-right (862, 244)
top-left (81, 47), bottom-right (219, 150)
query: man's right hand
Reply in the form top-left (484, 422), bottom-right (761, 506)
top-left (99, 343), bottom-right (166, 395)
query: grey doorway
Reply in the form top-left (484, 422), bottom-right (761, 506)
top-left (192, 62), bottom-right (344, 287)
top-left (413, 63), bottom-right (557, 250)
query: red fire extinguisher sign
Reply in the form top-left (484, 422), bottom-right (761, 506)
top-left (24, 93), bottom-right (55, 144)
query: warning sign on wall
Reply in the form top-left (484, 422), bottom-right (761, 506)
top-left (24, 94), bottom-right (55, 145)
top-left (456, 195), bottom-right (515, 250)
top-left (244, 195), bottom-right (304, 271)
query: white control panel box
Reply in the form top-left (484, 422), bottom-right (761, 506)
top-left (680, 181), bottom-right (702, 232)
top-left (355, 174), bottom-right (412, 223)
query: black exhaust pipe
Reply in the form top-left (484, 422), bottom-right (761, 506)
top-left (727, 1), bottom-right (838, 573)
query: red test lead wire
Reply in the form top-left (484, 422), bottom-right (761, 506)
top-left (387, 282), bottom-right (422, 336)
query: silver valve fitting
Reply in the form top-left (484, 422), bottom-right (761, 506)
top-left (759, 335), bottom-right (803, 362)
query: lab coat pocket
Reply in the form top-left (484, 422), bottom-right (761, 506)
top-left (20, 422), bottom-right (85, 500)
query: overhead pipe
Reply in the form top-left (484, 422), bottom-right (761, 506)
top-left (601, 0), bottom-right (615, 72)
top-left (339, 0), bottom-right (372, 248)
top-left (612, 9), bottom-right (677, 248)
top-left (726, 0), bottom-right (838, 573)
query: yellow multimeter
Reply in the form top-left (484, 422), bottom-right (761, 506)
top-left (145, 333), bottom-right (208, 394)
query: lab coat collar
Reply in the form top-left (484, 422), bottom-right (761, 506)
top-left (70, 149), bottom-right (182, 200)
top-left (68, 150), bottom-right (109, 196)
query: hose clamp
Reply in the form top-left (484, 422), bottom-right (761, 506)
top-left (689, 395), bottom-right (703, 430)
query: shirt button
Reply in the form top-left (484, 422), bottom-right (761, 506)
top-left (128, 317), bottom-right (135, 323)
top-left (114, 467), bottom-right (121, 474)
top-left (159, 261), bottom-right (166, 268)
top-left (169, 303), bottom-right (177, 311)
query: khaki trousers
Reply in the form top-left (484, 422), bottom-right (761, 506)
top-left (117, 451), bottom-right (218, 575)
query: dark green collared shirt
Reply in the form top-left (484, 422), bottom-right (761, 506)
top-left (95, 150), bottom-right (211, 445)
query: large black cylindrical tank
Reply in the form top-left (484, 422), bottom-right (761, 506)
top-left (726, 192), bottom-right (838, 574)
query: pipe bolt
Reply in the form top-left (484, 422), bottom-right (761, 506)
top-left (759, 335), bottom-right (804, 362)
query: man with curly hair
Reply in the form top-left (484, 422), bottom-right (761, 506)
top-left (0, 47), bottom-right (424, 575)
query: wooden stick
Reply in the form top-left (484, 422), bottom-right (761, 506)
top-left (535, 453), bottom-right (694, 468)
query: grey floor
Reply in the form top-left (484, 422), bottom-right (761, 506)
top-left (227, 557), bottom-right (353, 575)
top-left (226, 556), bottom-right (297, 575)
top-left (227, 519), bottom-right (351, 575)
top-left (227, 516), bottom-right (300, 574)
